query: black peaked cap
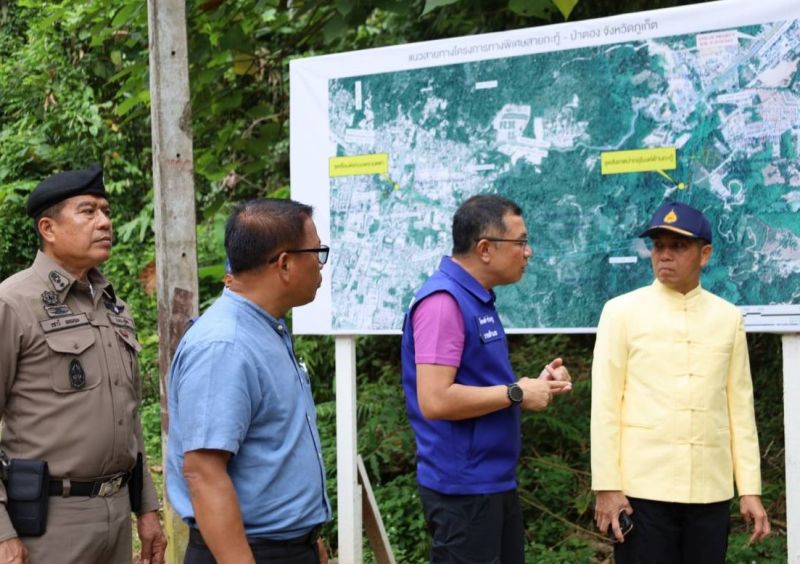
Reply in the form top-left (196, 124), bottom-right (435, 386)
top-left (27, 163), bottom-right (107, 218)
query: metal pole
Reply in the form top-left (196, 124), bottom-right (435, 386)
top-left (784, 334), bottom-right (800, 563)
top-left (336, 336), bottom-right (363, 563)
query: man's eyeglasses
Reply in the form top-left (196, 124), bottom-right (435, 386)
top-left (268, 244), bottom-right (330, 265)
top-left (481, 237), bottom-right (530, 248)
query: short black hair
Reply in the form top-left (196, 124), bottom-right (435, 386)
top-left (225, 198), bottom-right (313, 274)
top-left (452, 195), bottom-right (523, 255)
top-left (33, 200), bottom-right (69, 248)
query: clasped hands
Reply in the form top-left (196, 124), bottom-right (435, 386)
top-left (516, 357), bottom-right (572, 411)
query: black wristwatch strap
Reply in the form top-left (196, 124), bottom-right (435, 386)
top-left (507, 383), bottom-right (523, 404)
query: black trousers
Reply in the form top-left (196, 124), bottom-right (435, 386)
top-left (419, 486), bottom-right (524, 564)
top-left (183, 531), bottom-right (320, 564)
top-left (614, 497), bottom-right (731, 564)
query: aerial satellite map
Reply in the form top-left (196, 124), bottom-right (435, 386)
top-left (324, 18), bottom-right (800, 331)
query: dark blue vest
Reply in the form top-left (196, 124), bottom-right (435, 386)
top-left (401, 256), bottom-right (520, 494)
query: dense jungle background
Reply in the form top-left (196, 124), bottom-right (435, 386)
top-left (0, 0), bottom-right (787, 561)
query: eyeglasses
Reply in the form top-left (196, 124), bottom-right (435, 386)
top-left (268, 245), bottom-right (330, 265)
top-left (481, 237), bottom-right (530, 248)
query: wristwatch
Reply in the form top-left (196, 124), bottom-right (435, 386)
top-left (507, 383), bottom-right (523, 405)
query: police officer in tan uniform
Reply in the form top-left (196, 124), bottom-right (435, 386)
top-left (0, 165), bottom-right (167, 564)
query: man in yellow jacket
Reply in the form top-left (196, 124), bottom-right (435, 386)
top-left (591, 201), bottom-right (770, 563)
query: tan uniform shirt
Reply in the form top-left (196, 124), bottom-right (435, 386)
top-left (0, 251), bottom-right (159, 541)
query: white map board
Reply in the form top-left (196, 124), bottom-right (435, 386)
top-left (290, 0), bottom-right (800, 335)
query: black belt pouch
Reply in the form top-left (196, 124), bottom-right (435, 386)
top-left (6, 459), bottom-right (49, 537)
top-left (128, 453), bottom-right (143, 514)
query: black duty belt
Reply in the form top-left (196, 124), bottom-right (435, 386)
top-left (48, 471), bottom-right (131, 497)
top-left (189, 525), bottom-right (321, 548)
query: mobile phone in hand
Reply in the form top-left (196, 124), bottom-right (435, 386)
top-left (607, 510), bottom-right (633, 542)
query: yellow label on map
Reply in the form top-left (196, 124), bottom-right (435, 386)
top-left (600, 148), bottom-right (676, 175)
top-left (329, 154), bottom-right (389, 177)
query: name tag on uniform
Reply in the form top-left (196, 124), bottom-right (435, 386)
top-left (40, 313), bottom-right (89, 333)
top-left (475, 314), bottom-right (504, 343)
top-left (108, 314), bottom-right (135, 330)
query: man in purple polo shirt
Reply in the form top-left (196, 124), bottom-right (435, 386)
top-left (401, 194), bottom-right (572, 563)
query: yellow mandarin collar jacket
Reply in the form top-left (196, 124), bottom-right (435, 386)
top-left (591, 279), bottom-right (761, 503)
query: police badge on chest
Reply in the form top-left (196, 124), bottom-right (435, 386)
top-left (68, 359), bottom-right (86, 389)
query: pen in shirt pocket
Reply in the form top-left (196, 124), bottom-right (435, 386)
top-left (298, 359), bottom-right (311, 383)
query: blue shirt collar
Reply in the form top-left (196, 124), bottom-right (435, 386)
top-left (221, 288), bottom-right (289, 336)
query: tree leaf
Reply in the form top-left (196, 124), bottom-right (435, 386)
top-left (213, 91), bottom-right (243, 112)
top-left (507, 0), bottom-right (553, 20)
top-left (233, 52), bottom-right (257, 75)
top-left (198, 263), bottom-right (226, 281)
top-left (422, 0), bottom-right (460, 16)
top-left (552, 0), bottom-right (579, 20)
top-left (115, 89), bottom-right (149, 117)
top-left (219, 24), bottom-right (248, 51)
top-left (111, 2), bottom-right (138, 28)
top-left (323, 13), bottom-right (348, 44)
top-left (376, 0), bottom-right (413, 15)
top-left (335, 0), bottom-right (353, 16)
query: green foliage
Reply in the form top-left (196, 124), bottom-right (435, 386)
top-left (356, 336), bottom-right (417, 481)
top-left (140, 399), bottom-right (163, 463)
top-left (371, 473), bottom-right (430, 562)
top-left (508, 0), bottom-right (556, 19)
top-left (728, 531), bottom-right (788, 563)
top-left (0, 185), bottom-right (38, 281)
top-left (423, 0), bottom-right (461, 16)
top-left (551, 0), bottom-right (579, 20)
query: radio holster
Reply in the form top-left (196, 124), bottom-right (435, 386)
top-left (128, 453), bottom-right (143, 514)
top-left (3, 458), bottom-right (50, 537)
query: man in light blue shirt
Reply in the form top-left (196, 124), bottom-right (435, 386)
top-left (167, 198), bottom-right (331, 564)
